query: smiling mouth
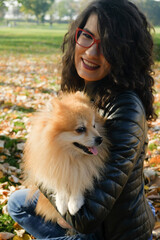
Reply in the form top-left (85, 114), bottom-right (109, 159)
top-left (82, 58), bottom-right (100, 70)
top-left (73, 142), bottom-right (98, 155)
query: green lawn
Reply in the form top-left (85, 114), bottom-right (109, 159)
top-left (152, 27), bottom-right (160, 60)
top-left (0, 24), bottom-right (160, 59)
top-left (155, 26), bottom-right (160, 33)
top-left (154, 27), bottom-right (160, 44)
top-left (0, 24), bottom-right (68, 55)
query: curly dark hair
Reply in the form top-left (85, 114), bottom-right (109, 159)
top-left (61, 0), bottom-right (156, 120)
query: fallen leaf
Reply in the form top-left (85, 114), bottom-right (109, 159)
top-left (0, 141), bottom-right (5, 148)
top-left (0, 232), bottom-right (15, 240)
top-left (0, 170), bottom-right (4, 178)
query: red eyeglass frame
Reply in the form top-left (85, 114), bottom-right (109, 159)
top-left (75, 28), bottom-right (101, 52)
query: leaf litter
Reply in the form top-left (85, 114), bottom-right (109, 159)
top-left (0, 55), bottom-right (160, 239)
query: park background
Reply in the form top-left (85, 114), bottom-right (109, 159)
top-left (0, 0), bottom-right (160, 239)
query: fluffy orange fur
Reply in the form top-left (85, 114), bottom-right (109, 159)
top-left (23, 91), bottom-right (109, 222)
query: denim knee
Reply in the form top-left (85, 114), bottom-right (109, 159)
top-left (7, 189), bottom-right (38, 219)
top-left (7, 190), bottom-right (22, 216)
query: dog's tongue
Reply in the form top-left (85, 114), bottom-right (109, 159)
top-left (88, 147), bottom-right (98, 155)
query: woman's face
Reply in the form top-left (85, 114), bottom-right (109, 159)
top-left (75, 13), bottom-right (111, 83)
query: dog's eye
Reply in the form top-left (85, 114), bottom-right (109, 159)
top-left (93, 124), bottom-right (96, 128)
top-left (76, 126), bottom-right (86, 133)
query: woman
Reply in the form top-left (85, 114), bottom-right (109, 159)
top-left (8, 0), bottom-right (156, 239)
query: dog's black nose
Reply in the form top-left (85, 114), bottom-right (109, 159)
top-left (95, 136), bottom-right (103, 145)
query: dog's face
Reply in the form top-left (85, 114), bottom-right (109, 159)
top-left (55, 111), bottom-right (103, 156)
top-left (72, 118), bottom-right (103, 156)
top-left (59, 112), bottom-right (103, 156)
top-left (46, 93), bottom-right (104, 156)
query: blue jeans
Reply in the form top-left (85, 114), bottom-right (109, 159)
top-left (7, 189), bottom-right (154, 240)
top-left (7, 189), bottom-right (97, 240)
top-left (148, 201), bottom-right (155, 240)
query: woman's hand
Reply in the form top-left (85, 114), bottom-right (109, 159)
top-left (57, 217), bottom-right (72, 229)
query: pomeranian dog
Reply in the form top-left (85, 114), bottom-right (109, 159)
top-left (23, 91), bottom-right (109, 222)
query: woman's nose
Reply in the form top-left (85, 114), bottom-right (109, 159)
top-left (85, 43), bottom-right (99, 57)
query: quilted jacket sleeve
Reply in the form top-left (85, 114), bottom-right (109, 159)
top-left (63, 91), bottom-right (146, 233)
top-left (39, 91), bottom-right (147, 234)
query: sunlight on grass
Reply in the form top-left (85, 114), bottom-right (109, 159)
top-left (0, 25), bottom-right (68, 55)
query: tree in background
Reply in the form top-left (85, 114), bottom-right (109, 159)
top-left (0, 0), bottom-right (91, 24)
top-left (134, 0), bottom-right (160, 25)
top-left (47, 0), bottom-right (94, 23)
top-left (78, 0), bottom-right (92, 11)
top-left (1, 0), bottom-right (159, 25)
top-left (0, 0), bottom-right (8, 20)
top-left (17, 0), bottom-right (55, 23)
top-left (56, 0), bottom-right (79, 21)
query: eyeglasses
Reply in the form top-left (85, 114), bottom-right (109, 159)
top-left (75, 28), bottom-right (102, 54)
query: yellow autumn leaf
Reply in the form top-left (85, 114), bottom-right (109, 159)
top-left (13, 234), bottom-right (32, 240)
top-left (0, 170), bottom-right (4, 178)
top-left (144, 185), bottom-right (149, 190)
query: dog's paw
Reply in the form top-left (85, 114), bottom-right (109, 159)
top-left (57, 202), bottom-right (68, 216)
top-left (68, 195), bottom-right (84, 215)
top-left (56, 193), bottom-right (68, 216)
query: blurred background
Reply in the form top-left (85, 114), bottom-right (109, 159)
top-left (0, 0), bottom-right (160, 59)
top-left (0, 0), bottom-right (160, 26)
top-left (1, 0), bottom-right (91, 24)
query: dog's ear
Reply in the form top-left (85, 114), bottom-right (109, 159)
top-left (74, 91), bottom-right (91, 105)
top-left (75, 91), bottom-right (87, 99)
top-left (49, 96), bottom-right (64, 114)
top-left (75, 91), bottom-right (83, 97)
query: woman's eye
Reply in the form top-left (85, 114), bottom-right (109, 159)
top-left (76, 126), bottom-right (86, 133)
top-left (82, 32), bottom-right (92, 40)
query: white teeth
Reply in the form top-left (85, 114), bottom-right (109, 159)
top-left (83, 59), bottom-right (98, 68)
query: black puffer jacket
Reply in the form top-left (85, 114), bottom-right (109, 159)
top-left (42, 91), bottom-right (155, 239)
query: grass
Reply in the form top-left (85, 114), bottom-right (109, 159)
top-left (0, 210), bottom-right (15, 233)
top-left (154, 27), bottom-right (160, 46)
top-left (0, 24), bottom-right (160, 59)
top-left (154, 27), bottom-right (160, 61)
top-left (0, 23), bottom-right (68, 55)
